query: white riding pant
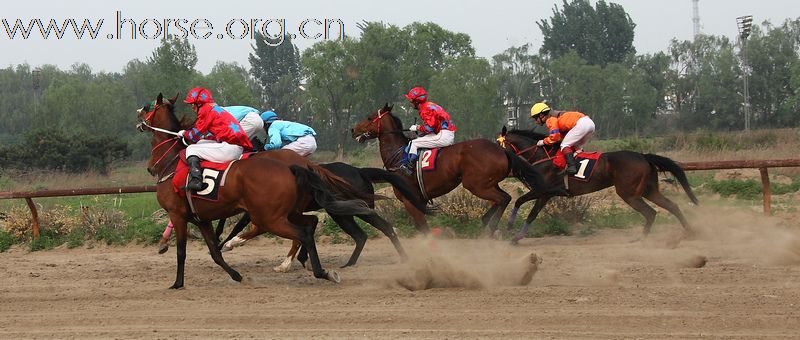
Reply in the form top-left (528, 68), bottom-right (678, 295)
top-left (282, 135), bottom-right (317, 157)
top-left (560, 116), bottom-right (595, 152)
top-left (238, 112), bottom-right (265, 140)
top-left (186, 140), bottom-right (244, 163)
top-left (409, 130), bottom-right (455, 155)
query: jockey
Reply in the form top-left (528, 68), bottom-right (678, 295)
top-left (179, 87), bottom-right (253, 191)
top-left (530, 102), bottom-right (596, 175)
top-left (398, 86), bottom-right (457, 176)
top-left (223, 106), bottom-right (265, 143)
top-left (260, 111), bottom-right (318, 157)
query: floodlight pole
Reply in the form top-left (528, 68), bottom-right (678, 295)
top-left (737, 15), bottom-right (753, 131)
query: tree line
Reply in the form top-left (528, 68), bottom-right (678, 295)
top-left (1, 0), bottom-right (799, 172)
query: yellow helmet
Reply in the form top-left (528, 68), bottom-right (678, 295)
top-left (530, 102), bottom-right (551, 117)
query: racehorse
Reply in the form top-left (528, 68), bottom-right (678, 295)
top-left (350, 104), bottom-right (566, 235)
top-left (137, 93), bottom-right (373, 287)
top-left (216, 153), bottom-right (430, 270)
top-left (497, 126), bottom-right (698, 243)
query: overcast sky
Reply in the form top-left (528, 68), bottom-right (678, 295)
top-left (2, 0), bottom-right (797, 73)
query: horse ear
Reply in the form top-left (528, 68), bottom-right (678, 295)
top-left (169, 93), bottom-right (178, 104)
top-left (501, 125), bottom-right (508, 136)
top-left (388, 104), bottom-right (393, 111)
top-left (156, 93), bottom-right (164, 105)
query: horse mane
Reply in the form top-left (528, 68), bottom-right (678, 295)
top-left (508, 128), bottom-right (548, 141)
top-left (389, 112), bottom-right (403, 129)
top-left (179, 114), bottom-right (195, 130)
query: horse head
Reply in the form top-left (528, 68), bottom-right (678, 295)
top-left (136, 93), bottom-right (183, 176)
top-left (350, 103), bottom-right (398, 143)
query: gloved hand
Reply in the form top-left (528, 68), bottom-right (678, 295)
top-left (536, 140), bottom-right (545, 147)
top-left (408, 124), bottom-right (419, 132)
top-left (177, 130), bottom-right (189, 146)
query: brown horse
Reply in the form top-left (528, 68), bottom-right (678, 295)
top-left (137, 93), bottom-right (374, 288)
top-left (351, 104), bottom-right (566, 234)
top-left (497, 126), bottom-right (698, 243)
top-left (216, 151), bottom-right (429, 269)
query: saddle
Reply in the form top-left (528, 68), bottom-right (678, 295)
top-left (553, 150), bottom-right (602, 182)
top-left (172, 150), bottom-right (255, 200)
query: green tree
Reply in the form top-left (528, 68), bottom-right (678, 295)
top-left (147, 37), bottom-right (199, 96)
top-left (667, 36), bottom-right (741, 131)
top-left (202, 62), bottom-right (259, 108)
top-left (745, 20), bottom-right (800, 127)
top-left (398, 22), bottom-right (475, 91)
top-left (248, 33), bottom-right (300, 114)
top-left (431, 57), bottom-right (502, 139)
top-left (538, 0), bottom-right (636, 66)
top-left (301, 38), bottom-right (359, 153)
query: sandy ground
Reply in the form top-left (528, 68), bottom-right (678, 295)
top-left (1, 207), bottom-right (800, 339)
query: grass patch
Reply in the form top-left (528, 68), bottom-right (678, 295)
top-left (588, 204), bottom-right (641, 229)
top-left (0, 230), bottom-right (14, 252)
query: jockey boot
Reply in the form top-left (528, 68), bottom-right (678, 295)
top-left (398, 153), bottom-right (418, 176)
top-left (564, 149), bottom-right (578, 176)
top-left (186, 156), bottom-right (208, 191)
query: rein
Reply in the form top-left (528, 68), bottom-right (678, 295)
top-left (357, 109), bottom-right (408, 140)
top-left (137, 103), bottom-right (184, 183)
top-left (151, 137), bottom-right (182, 182)
top-left (502, 136), bottom-right (557, 166)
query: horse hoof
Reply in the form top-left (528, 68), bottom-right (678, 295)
top-left (169, 284), bottom-right (184, 290)
top-left (221, 244), bottom-right (232, 252)
top-left (158, 244), bottom-right (169, 254)
top-left (231, 272), bottom-right (243, 282)
top-left (326, 271), bottom-right (341, 283)
top-left (340, 263), bottom-right (356, 269)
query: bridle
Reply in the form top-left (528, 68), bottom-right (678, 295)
top-left (136, 103), bottom-right (183, 182)
top-left (354, 108), bottom-right (408, 141)
top-left (497, 134), bottom-right (557, 166)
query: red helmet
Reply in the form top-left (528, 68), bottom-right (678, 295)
top-left (183, 87), bottom-right (213, 105)
top-left (405, 87), bottom-right (428, 104)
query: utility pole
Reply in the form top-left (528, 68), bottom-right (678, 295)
top-left (737, 15), bottom-right (753, 131)
top-left (692, 0), bottom-right (701, 39)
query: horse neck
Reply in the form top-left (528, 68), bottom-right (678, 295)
top-left (377, 118), bottom-right (409, 166)
top-left (150, 115), bottom-right (184, 177)
top-left (510, 135), bottom-right (548, 162)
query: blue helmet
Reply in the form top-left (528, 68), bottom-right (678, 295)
top-left (260, 111), bottom-right (278, 123)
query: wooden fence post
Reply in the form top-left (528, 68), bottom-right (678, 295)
top-left (759, 167), bottom-right (771, 216)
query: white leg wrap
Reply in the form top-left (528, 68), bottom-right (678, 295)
top-left (273, 256), bottom-right (294, 272)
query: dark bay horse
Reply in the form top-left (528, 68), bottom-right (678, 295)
top-left (351, 104), bottom-right (566, 235)
top-left (216, 151), bottom-right (430, 269)
top-left (137, 93), bottom-right (374, 287)
top-left (497, 126), bottom-right (699, 243)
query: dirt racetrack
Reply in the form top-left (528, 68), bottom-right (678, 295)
top-left (1, 208), bottom-right (800, 339)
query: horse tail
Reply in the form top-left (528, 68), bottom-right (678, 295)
top-left (643, 154), bottom-right (699, 205)
top-left (504, 149), bottom-right (564, 195)
top-left (358, 167), bottom-right (432, 215)
top-left (305, 163), bottom-right (383, 202)
top-left (290, 165), bottom-right (376, 216)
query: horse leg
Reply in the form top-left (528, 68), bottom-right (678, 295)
top-left (273, 240), bottom-right (301, 273)
top-left (507, 190), bottom-right (540, 231)
top-left (330, 215), bottom-right (368, 268)
top-left (512, 196), bottom-right (552, 244)
top-left (169, 216), bottom-right (189, 289)
top-left (465, 184), bottom-right (512, 235)
top-left (645, 190), bottom-right (694, 238)
top-left (220, 214), bottom-right (254, 251)
top-left (292, 214), bottom-right (340, 282)
top-left (400, 197), bottom-right (430, 233)
top-left (358, 213), bottom-right (407, 262)
top-left (196, 221), bottom-right (242, 283)
top-left (620, 194), bottom-right (657, 236)
top-left (214, 218), bottom-right (227, 242)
